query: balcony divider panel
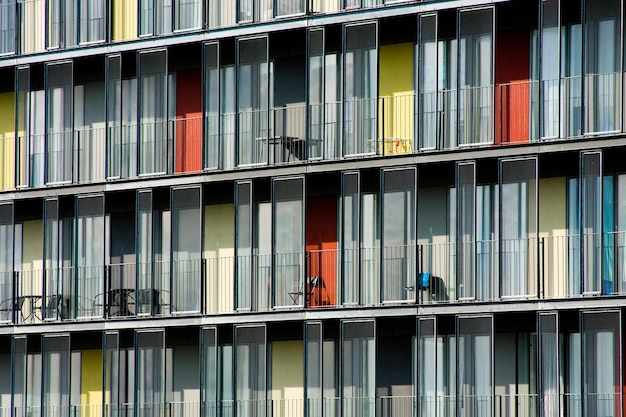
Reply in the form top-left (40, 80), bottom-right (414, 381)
top-left (204, 42), bottom-right (220, 170)
top-left (201, 327), bottom-right (218, 417)
top-left (538, 312), bottom-right (560, 417)
top-left (341, 320), bottom-right (375, 416)
top-left (581, 151), bottom-right (602, 294)
top-left (135, 329), bottom-right (166, 417)
top-left (342, 172), bottom-right (360, 306)
top-left (305, 322), bottom-right (322, 417)
top-left (456, 162), bottom-right (476, 301)
top-left (417, 317), bottom-right (436, 417)
top-left (235, 181), bottom-right (253, 311)
top-left (136, 190), bottom-right (153, 316)
top-left (41, 334), bottom-right (70, 417)
top-left (11, 336), bottom-right (27, 417)
top-left (103, 331), bottom-right (120, 417)
top-left (234, 325), bottom-right (266, 417)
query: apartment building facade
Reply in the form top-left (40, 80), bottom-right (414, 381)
top-left (0, 0), bottom-right (623, 416)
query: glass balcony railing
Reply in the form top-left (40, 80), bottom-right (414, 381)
top-left (2, 231), bottom-right (626, 324)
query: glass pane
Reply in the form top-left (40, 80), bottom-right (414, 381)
top-left (382, 169), bottom-right (415, 302)
top-left (139, 50), bottom-right (169, 175)
top-left (273, 178), bottom-right (304, 307)
top-left (342, 173), bottom-right (359, 305)
top-left (344, 23), bottom-right (377, 156)
top-left (584, 0), bottom-right (621, 134)
top-left (44, 198), bottom-right (72, 321)
top-left (561, 0), bottom-right (582, 138)
top-left (457, 163), bottom-right (475, 300)
top-left (308, 29), bottom-right (324, 160)
top-left (204, 43), bottom-right (219, 170)
top-left (42, 335), bottom-right (70, 417)
top-left (172, 187), bottom-right (202, 313)
top-left (137, 330), bottom-right (165, 417)
top-left (582, 152), bottom-right (601, 293)
top-left (0, 0), bottom-right (15, 54)
top-left (237, 37), bottom-right (269, 166)
top-left (500, 158), bottom-right (538, 298)
top-left (582, 311), bottom-right (621, 417)
top-left (203, 328), bottom-right (217, 417)
top-left (306, 323), bottom-right (322, 417)
top-left (418, 14), bottom-right (438, 150)
top-left (80, 0), bottom-right (106, 43)
top-left (106, 55), bottom-right (123, 179)
top-left (137, 191), bottom-right (153, 315)
top-left (342, 321), bottom-right (375, 415)
top-left (46, 62), bottom-right (73, 184)
top-left (418, 318), bottom-right (436, 417)
top-left (457, 316), bottom-right (492, 417)
top-left (236, 182), bottom-right (252, 310)
top-left (76, 195), bottom-right (105, 318)
top-left (275, 0), bottom-right (304, 16)
top-left (235, 326), bottom-right (266, 417)
top-left (175, 0), bottom-right (202, 31)
top-left (458, 8), bottom-right (493, 145)
top-left (12, 337), bottom-right (27, 416)
top-left (0, 204), bottom-right (12, 322)
top-left (104, 332), bottom-right (120, 417)
top-left (540, 0), bottom-right (560, 139)
top-left (539, 313), bottom-right (559, 417)
top-left (207, 0), bottom-right (235, 28)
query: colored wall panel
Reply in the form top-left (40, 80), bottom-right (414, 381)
top-left (305, 195), bottom-right (337, 306)
top-left (175, 69), bottom-right (202, 173)
top-left (204, 204), bottom-right (235, 313)
top-left (0, 92), bottom-right (14, 191)
top-left (271, 340), bottom-right (304, 407)
top-left (495, 29), bottom-right (531, 144)
top-left (378, 42), bottom-right (414, 154)
top-left (81, 349), bottom-right (103, 416)
top-left (539, 177), bottom-right (567, 298)
top-left (112, 0), bottom-right (138, 41)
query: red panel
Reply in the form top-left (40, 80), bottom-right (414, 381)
top-left (495, 29), bottom-right (531, 145)
top-left (175, 68), bottom-right (202, 173)
top-left (305, 195), bottom-right (338, 307)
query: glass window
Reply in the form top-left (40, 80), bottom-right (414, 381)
top-left (0, 204), bottom-right (12, 323)
top-left (79, 0), bottom-right (106, 43)
top-left (342, 320), bottom-right (375, 415)
top-left (136, 191), bottom-right (154, 315)
top-left (581, 152), bottom-right (602, 294)
top-left (582, 311), bottom-right (621, 417)
top-left (104, 332), bottom-right (120, 417)
top-left (204, 42), bottom-right (219, 170)
top-left (539, 313), bottom-right (559, 417)
top-left (457, 162), bottom-right (475, 300)
top-left (139, 49), bottom-right (169, 175)
top-left (342, 172), bottom-right (359, 305)
top-left (43, 334), bottom-right (70, 417)
top-left (235, 326), bottom-right (266, 416)
top-left (175, 0), bottom-right (202, 31)
top-left (44, 198), bottom-right (73, 321)
top-left (20, 0), bottom-right (45, 53)
top-left (237, 37), bottom-right (269, 166)
top-left (236, 182), bottom-right (252, 310)
top-left (76, 195), bottom-right (105, 318)
top-left (47, 0), bottom-right (77, 49)
top-left (12, 336), bottom-right (27, 416)
top-left (418, 317), bottom-right (436, 417)
top-left (202, 328), bottom-right (217, 415)
top-left (457, 316), bottom-right (492, 417)
top-left (344, 23), bottom-right (377, 156)
top-left (273, 178), bottom-right (304, 307)
top-left (0, 0), bottom-right (15, 54)
top-left (136, 330), bottom-right (165, 417)
top-left (500, 158), bottom-right (538, 298)
top-left (171, 187), bottom-right (202, 313)
top-left (305, 323), bottom-right (322, 416)
top-left (275, 0), bottom-right (304, 17)
top-left (382, 168), bottom-right (415, 302)
top-left (46, 61), bottom-right (73, 184)
top-left (207, 0), bottom-right (235, 28)
top-left (418, 14), bottom-right (438, 150)
top-left (238, 0), bottom-right (272, 23)
top-left (458, 8), bottom-right (493, 146)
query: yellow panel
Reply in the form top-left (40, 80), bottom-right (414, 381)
top-left (22, 220), bottom-right (43, 271)
top-left (378, 43), bottom-right (415, 154)
top-left (112, 0), bottom-right (138, 41)
top-left (0, 92), bottom-right (14, 191)
top-left (81, 349), bottom-right (103, 417)
top-left (271, 340), bottom-right (304, 416)
top-left (204, 204), bottom-right (235, 313)
top-left (539, 177), bottom-right (567, 298)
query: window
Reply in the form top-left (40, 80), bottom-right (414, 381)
top-left (79, 0), bottom-right (106, 43)
top-left (46, 61), bottom-right (73, 184)
top-left (175, 0), bottom-right (202, 31)
top-left (0, 0), bottom-right (15, 54)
